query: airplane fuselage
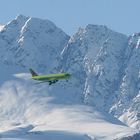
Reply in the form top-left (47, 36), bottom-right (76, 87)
top-left (29, 68), bottom-right (71, 85)
top-left (32, 73), bottom-right (71, 82)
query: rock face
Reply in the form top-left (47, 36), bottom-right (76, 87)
top-left (111, 33), bottom-right (140, 129)
top-left (60, 25), bottom-right (128, 109)
top-left (0, 15), bottom-right (140, 132)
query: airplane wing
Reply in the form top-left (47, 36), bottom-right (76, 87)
top-left (34, 80), bottom-right (58, 85)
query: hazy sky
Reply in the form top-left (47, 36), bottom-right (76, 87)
top-left (0, 0), bottom-right (139, 35)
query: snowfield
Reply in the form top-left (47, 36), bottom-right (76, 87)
top-left (0, 64), bottom-right (139, 140)
top-left (0, 74), bottom-right (137, 140)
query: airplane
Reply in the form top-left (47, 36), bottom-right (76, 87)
top-left (29, 68), bottom-right (71, 85)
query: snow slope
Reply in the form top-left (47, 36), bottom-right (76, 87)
top-left (0, 64), bottom-right (139, 140)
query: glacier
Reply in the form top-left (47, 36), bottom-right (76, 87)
top-left (0, 15), bottom-right (140, 139)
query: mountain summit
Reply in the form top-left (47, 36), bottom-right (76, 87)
top-left (0, 15), bottom-right (70, 72)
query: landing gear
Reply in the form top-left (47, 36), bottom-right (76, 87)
top-left (49, 80), bottom-right (58, 85)
top-left (49, 82), bottom-right (52, 85)
top-left (54, 80), bottom-right (58, 83)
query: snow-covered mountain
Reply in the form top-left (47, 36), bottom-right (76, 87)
top-left (0, 15), bottom-right (140, 139)
top-left (0, 15), bottom-right (69, 72)
top-left (60, 25), bottom-right (140, 130)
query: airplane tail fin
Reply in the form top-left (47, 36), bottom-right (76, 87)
top-left (29, 68), bottom-right (38, 77)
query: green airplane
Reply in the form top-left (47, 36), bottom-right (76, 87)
top-left (29, 68), bottom-right (71, 85)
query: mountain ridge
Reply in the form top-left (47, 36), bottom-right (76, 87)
top-left (0, 15), bottom-right (140, 139)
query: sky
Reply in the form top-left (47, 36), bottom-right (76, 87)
top-left (0, 0), bottom-right (140, 36)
